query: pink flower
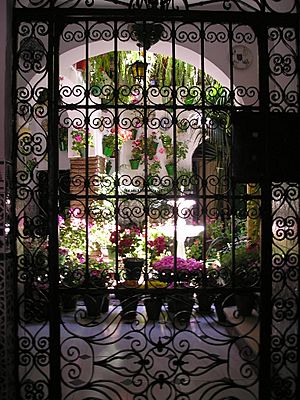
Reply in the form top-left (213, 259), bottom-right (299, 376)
top-left (153, 255), bottom-right (204, 272)
top-left (59, 248), bottom-right (68, 255)
top-left (159, 147), bottom-right (165, 154)
top-left (74, 135), bottom-right (82, 142)
top-left (77, 253), bottom-right (85, 263)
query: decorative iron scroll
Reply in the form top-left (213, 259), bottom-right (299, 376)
top-left (14, 0), bottom-right (299, 13)
top-left (0, 161), bottom-right (15, 400)
top-left (13, 15), bottom-right (265, 400)
top-left (271, 182), bottom-right (299, 400)
top-left (11, 1), bottom-right (299, 397)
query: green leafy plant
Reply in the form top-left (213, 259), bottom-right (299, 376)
top-left (220, 241), bottom-right (260, 287)
top-left (59, 125), bottom-right (68, 151)
top-left (131, 132), bottom-right (159, 162)
top-left (109, 224), bottom-right (145, 259)
top-left (86, 258), bottom-right (112, 287)
top-left (71, 129), bottom-right (94, 155)
top-left (148, 157), bottom-right (162, 175)
top-left (160, 133), bottom-right (188, 162)
top-left (103, 126), bottom-right (132, 150)
top-left (58, 210), bottom-right (112, 265)
top-left (185, 235), bottom-right (203, 261)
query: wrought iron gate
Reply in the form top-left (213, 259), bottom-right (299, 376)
top-left (12, 1), bottom-right (299, 399)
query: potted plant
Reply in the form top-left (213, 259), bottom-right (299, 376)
top-left (130, 132), bottom-right (159, 169)
top-left (102, 125), bottom-right (132, 157)
top-left (142, 280), bottom-right (168, 321)
top-left (71, 128), bottom-right (94, 157)
top-left (152, 255), bottom-right (204, 325)
top-left (109, 224), bottom-right (145, 280)
top-left (220, 240), bottom-right (260, 316)
top-left (58, 210), bottom-right (111, 309)
top-left (148, 157), bottom-right (162, 184)
top-left (160, 133), bottom-right (188, 176)
top-left (130, 139), bottom-right (143, 169)
top-left (58, 124), bottom-right (68, 151)
top-left (147, 227), bottom-right (170, 265)
top-left (152, 255), bottom-right (204, 283)
top-left (82, 257), bottom-right (112, 317)
top-left (115, 279), bottom-right (141, 321)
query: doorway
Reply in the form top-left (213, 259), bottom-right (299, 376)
top-left (12, 3), bottom-right (299, 400)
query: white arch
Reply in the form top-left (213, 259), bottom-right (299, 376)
top-left (59, 39), bottom-right (230, 88)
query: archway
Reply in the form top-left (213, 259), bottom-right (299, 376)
top-left (9, 6), bottom-right (300, 400)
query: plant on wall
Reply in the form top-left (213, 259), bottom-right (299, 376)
top-left (71, 129), bottom-right (94, 157)
top-left (131, 132), bottom-right (159, 162)
top-left (102, 126), bottom-right (132, 157)
top-left (89, 50), bottom-right (212, 94)
top-left (160, 133), bottom-right (188, 162)
top-left (148, 157), bottom-right (162, 176)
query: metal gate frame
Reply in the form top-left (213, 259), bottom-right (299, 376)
top-left (11, 2), bottom-right (300, 400)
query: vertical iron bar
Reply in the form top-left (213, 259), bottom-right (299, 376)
top-left (297, 17), bottom-right (300, 400)
top-left (171, 19), bottom-right (178, 282)
top-left (228, 22), bottom-right (236, 285)
top-left (85, 20), bottom-right (89, 277)
top-left (200, 21), bottom-right (207, 275)
top-left (11, 14), bottom-right (20, 398)
top-left (258, 22), bottom-right (272, 400)
top-left (114, 20), bottom-right (120, 281)
top-left (48, 17), bottom-right (62, 400)
top-left (143, 21), bottom-right (149, 288)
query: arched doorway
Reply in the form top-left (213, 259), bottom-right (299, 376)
top-left (9, 2), bottom-right (299, 400)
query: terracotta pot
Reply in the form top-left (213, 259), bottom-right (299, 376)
top-left (75, 59), bottom-right (86, 71)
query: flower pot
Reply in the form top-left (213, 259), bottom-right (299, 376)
top-left (83, 293), bottom-right (107, 318)
top-left (59, 141), bottom-right (68, 151)
top-left (165, 163), bottom-right (174, 177)
top-left (144, 296), bottom-right (162, 321)
top-left (196, 292), bottom-right (214, 314)
top-left (157, 269), bottom-right (174, 283)
top-left (78, 148), bottom-right (85, 157)
top-left (117, 293), bottom-right (139, 321)
top-left (129, 159), bottom-right (140, 170)
top-left (235, 293), bottom-right (255, 316)
top-left (61, 294), bottom-right (77, 312)
top-left (106, 160), bottom-right (112, 175)
top-left (149, 142), bottom-right (159, 159)
top-left (167, 293), bottom-right (194, 325)
top-left (101, 295), bottom-right (110, 313)
top-left (131, 129), bottom-right (137, 140)
top-left (76, 59), bottom-right (86, 71)
top-left (103, 146), bottom-right (114, 158)
top-left (123, 258), bottom-right (144, 280)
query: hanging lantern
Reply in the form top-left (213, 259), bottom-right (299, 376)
top-left (130, 60), bottom-right (148, 82)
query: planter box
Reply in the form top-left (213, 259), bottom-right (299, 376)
top-left (70, 156), bottom-right (105, 215)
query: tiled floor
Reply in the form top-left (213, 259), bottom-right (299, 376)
top-left (19, 297), bottom-right (260, 400)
